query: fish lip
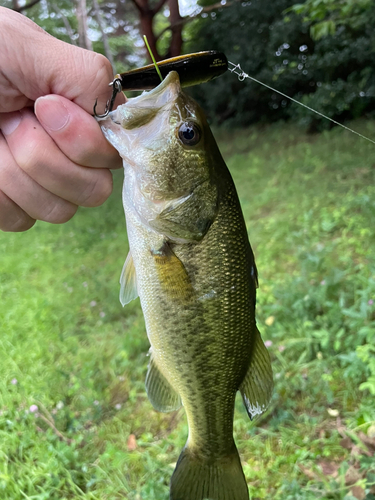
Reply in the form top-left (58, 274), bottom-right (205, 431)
top-left (101, 71), bottom-right (181, 125)
top-left (98, 71), bottom-right (181, 159)
top-left (131, 71), bottom-right (181, 101)
top-left (109, 113), bottom-right (121, 124)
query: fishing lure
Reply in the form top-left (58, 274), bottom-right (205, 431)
top-left (94, 51), bottom-right (228, 118)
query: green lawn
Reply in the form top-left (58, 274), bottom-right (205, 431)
top-left (1, 120), bottom-right (375, 500)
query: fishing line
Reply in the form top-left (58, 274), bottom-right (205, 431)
top-left (228, 61), bottom-right (375, 146)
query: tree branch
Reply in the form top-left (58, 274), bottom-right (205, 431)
top-left (129, 0), bottom-right (145, 14)
top-left (152, 0), bottom-right (168, 15)
top-left (13, 0), bottom-right (41, 12)
top-left (50, 3), bottom-right (77, 46)
top-left (37, 413), bottom-right (73, 444)
top-left (156, 0), bottom-right (237, 41)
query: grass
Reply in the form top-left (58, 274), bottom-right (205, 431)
top-left (1, 119), bottom-right (375, 500)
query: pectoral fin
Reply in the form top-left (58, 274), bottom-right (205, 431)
top-left (145, 353), bottom-right (181, 412)
top-left (240, 327), bottom-right (273, 420)
top-left (119, 251), bottom-right (138, 306)
top-left (149, 180), bottom-right (218, 241)
top-left (151, 242), bottom-right (194, 302)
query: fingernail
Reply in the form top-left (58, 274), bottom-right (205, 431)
top-left (0, 112), bottom-right (22, 135)
top-left (35, 95), bottom-right (70, 131)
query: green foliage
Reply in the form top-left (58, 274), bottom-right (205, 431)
top-left (288, 0), bottom-right (373, 40)
top-left (0, 0), bottom-right (78, 44)
top-left (187, 0), bottom-right (310, 125)
top-left (187, 0), bottom-right (375, 129)
top-left (1, 121), bottom-right (375, 498)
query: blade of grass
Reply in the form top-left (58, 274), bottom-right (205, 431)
top-left (143, 35), bottom-right (163, 82)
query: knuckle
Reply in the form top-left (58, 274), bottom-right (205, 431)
top-left (17, 137), bottom-right (46, 175)
top-left (83, 53), bottom-right (113, 98)
top-left (92, 52), bottom-right (113, 81)
top-left (0, 216), bottom-right (35, 232)
top-left (40, 201), bottom-right (78, 224)
top-left (7, 217), bottom-right (36, 232)
top-left (0, 189), bottom-right (36, 232)
top-left (84, 53), bottom-right (114, 107)
top-left (80, 170), bottom-right (113, 207)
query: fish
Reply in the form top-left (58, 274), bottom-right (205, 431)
top-left (98, 71), bottom-right (273, 500)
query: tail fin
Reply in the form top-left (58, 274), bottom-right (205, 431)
top-left (170, 444), bottom-right (249, 500)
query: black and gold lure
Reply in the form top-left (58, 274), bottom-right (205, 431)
top-left (94, 51), bottom-right (228, 118)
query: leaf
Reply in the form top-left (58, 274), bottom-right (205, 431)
top-left (359, 376), bottom-right (375, 395)
top-left (340, 437), bottom-right (353, 450)
top-left (265, 316), bottom-right (275, 326)
top-left (298, 464), bottom-right (316, 480)
top-left (351, 486), bottom-right (366, 500)
top-left (318, 460), bottom-right (339, 477)
top-left (310, 20), bottom-right (336, 40)
top-left (345, 466), bottom-right (363, 486)
top-left (327, 408), bottom-right (339, 417)
top-left (358, 432), bottom-right (375, 452)
top-left (127, 434), bottom-right (137, 451)
top-left (288, 3), bottom-right (307, 14)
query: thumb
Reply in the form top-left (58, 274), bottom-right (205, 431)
top-left (0, 7), bottom-right (123, 114)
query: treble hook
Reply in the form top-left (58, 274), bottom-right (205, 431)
top-left (94, 76), bottom-right (123, 119)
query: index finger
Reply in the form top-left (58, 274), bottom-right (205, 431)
top-left (0, 8), bottom-right (125, 114)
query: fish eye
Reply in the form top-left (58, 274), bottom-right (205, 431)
top-left (178, 122), bottom-right (201, 146)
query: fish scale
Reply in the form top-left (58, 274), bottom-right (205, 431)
top-left (99, 70), bottom-right (273, 500)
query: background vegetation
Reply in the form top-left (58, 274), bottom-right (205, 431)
top-left (189, 0), bottom-right (375, 128)
top-left (1, 122), bottom-right (375, 499)
top-left (1, 0), bottom-right (375, 499)
top-left (2, 0), bottom-right (375, 126)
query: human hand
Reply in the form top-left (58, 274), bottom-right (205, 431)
top-left (0, 7), bottom-right (125, 232)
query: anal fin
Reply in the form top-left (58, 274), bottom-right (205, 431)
top-left (120, 251), bottom-right (138, 306)
top-left (240, 326), bottom-right (273, 420)
top-left (145, 353), bottom-right (181, 413)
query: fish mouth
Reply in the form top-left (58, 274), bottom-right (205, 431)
top-left (131, 70), bottom-right (181, 103)
top-left (99, 71), bottom-right (182, 160)
top-left (100, 71), bottom-right (181, 128)
top-left (111, 70), bottom-right (181, 120)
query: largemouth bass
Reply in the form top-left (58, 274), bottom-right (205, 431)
top-left (99, 71), bottom-right (273, 500)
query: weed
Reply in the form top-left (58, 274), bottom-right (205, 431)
top-left (1, 120), bottom-right (375, 498)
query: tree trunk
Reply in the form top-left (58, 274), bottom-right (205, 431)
top-left (167, 0), bottom-right (182, 58)
top-left (51, 3), bottom-right (77, 45)
top-left (129, 0), bottom-right (185, 61)
top-left (76, 0), bottom-right (93, 50)
top-left (92, 0), bottom-right (115, 67)
top-left (140, 9), bottom-right (161, 60)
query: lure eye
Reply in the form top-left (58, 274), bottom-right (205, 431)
top-left (178, 122), bottom-right (201, 146)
